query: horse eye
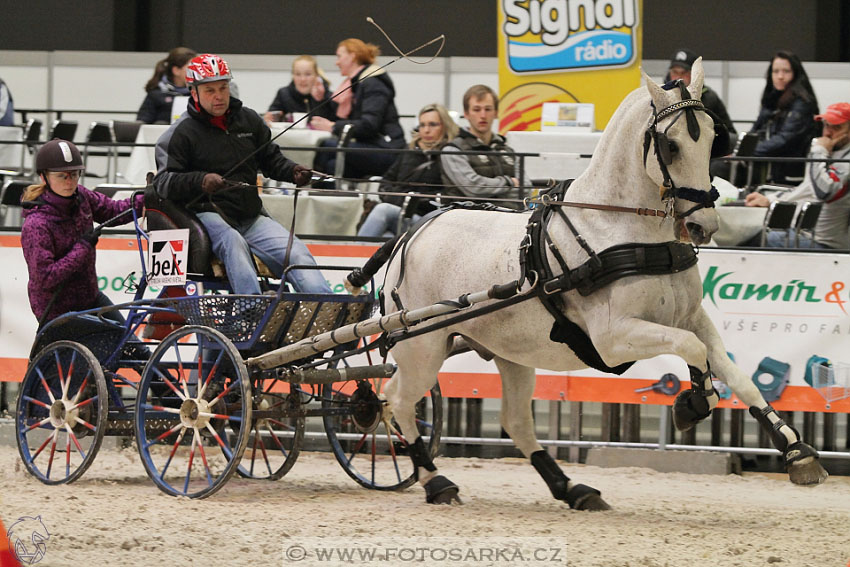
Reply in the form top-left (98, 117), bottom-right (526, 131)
top-left (668, 141), bottom-right (679, 156)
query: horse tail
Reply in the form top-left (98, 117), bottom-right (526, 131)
top-left (344, 233), bottom-right (403, 295)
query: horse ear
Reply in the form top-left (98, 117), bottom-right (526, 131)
top-left (642, 69), bottom-right (667, 107)
top-left (688, 57), bottom-right (705, 100)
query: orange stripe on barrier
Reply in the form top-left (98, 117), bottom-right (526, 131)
top-left (307, 243), bottom-right (379, 258)
top-left (0, 235), bottom-right (144, 251)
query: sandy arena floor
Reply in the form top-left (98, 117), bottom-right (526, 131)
top-left (2, 445), bottom-right (849, 567)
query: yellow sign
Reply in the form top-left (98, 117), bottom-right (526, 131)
top-left (498, 0), bottom-right (643, 134)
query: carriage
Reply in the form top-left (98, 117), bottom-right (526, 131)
top-left (14, 187), bottom-right (442, 499)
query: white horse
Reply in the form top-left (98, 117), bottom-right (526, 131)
top-left (357, 59), bottom-right (827, 510)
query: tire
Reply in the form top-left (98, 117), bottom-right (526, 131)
top-left (134, 325), bottom-right (251, 498)
top-left (16, 341), bottom-right (108, 485)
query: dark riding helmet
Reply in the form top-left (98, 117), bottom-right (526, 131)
top-left (35, 139), bottom-right (85, 173)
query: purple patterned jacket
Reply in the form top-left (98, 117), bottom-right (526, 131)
top-left (21, 186), bottom-right (144, 323)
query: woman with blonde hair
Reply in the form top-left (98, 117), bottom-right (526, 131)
top-left (357, 103), bottom-right (457, 238)
top-left (263, 55), bottom-right (336, 123)
top-left (21, 139), bottom-right (144, 325)
top-left (311, 38), bottom-right (405, 179)
top-left (136, 47), bottom-right (197, 124)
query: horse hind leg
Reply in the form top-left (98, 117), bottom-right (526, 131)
top-left (496, 357), bottom-right (610, 511)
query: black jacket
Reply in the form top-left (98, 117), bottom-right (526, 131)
top-left (267, 79), bottom-right (336, 121)
top-left (136, 78), bottom-right (190, 124)
top-left (700, 85), bottom-right (736, 135)
top-left (331, 66), bottom-right (405, 148)
top-left (378, 145), bottom-right (444, 217)
top-left (153, 96), bottom-right (297, 222)
top-left (750, 94), bottom-right (817, 182)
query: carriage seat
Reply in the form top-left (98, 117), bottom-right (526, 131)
top-left (143, 185), bottom-right (274, 280)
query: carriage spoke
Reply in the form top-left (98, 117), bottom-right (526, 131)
top-left (71, 373), bottom-right (90, 405)
top-left (71, 395), bottom-right (98, 411)
top-left (184, 431), bottom-right (198, 493)
top-left (22, 395), bottom-right (51, 410)
top-left (29, 431), bottom-right (55, 462)
top-left (144, 423), bottom-right (183, 449)
top-left (158, 427), bottom-right (187, 479)
top-left (53, 350), bottom-right (68, 398)
top-left (45, 429), bottom-right (59, 479)
top-left (142, 404), bottom-right (181, 415)
top-left (194, 428), bottom-right (214, 487)
top-left (370, 431), bottom-right (377, 485)
top-left (265, 422), bottom-right (289, 457)
top-left (204, 422), bottom-right (233, 459)
top-left (64, 424), bottom-right (87, 461)
top-left (73, 416), bottom-right (97, 433)
top-left (174, 349), bottom-right (190, 399)
top-left (25, 417), bottom-right (52, 434)
top-left (346, 433), bottom-right (369, 467)
top-left (197, 350), bottom-right (223, 399)
top-left (208, 378), bottom-right (241, 407)
top-left (384, 424), bottom-right (403, 483)
top-left (197, 411), bottom-right (242, 423)
top-left (154, 367), bottom-right (187, 401)
top-left (36, 368), bottom-right (56, 404)
top-left (255, 427), bottom-right (273, 476)
top-left (65, 429), bottom-right (72, 477)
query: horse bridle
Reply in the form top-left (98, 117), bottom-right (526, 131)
top-left (643, 81), bottom-right (721, 220)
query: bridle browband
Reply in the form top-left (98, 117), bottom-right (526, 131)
top-left (643, 81), bottom-right (719, 220)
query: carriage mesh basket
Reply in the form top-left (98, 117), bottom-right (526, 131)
top-left (170, 295), bottom-right (275, 343)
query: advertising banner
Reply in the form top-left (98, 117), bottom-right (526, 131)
top-left (497, 0), bottom-right (642, 134)
top-left (1, 236), bottom-right (848, 413)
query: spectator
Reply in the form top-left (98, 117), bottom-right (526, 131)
top-left (21, 139), bottom-right (145, 325)
top-left (749, 50), bottom-right (819, 184)
top-left (153, 54), bottom-right (331, 295)
top-left (744, 102), bottom-right (850, 249)
top-left (0, 77), bottom-right (13, 126)
top-left (311, 38), bottom-right (405, 179)
top-left (440, 85), bottom-right (526, 208)
top-left (358, 103), bottom-right (458, 238)
top-left (263, 55), bottom-right (336, 124)
top-left (666, 48), bottom-right (736, 137)
top-left (137, 47), bottom-right (197, 124)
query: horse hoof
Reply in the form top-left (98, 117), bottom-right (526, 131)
top-left (785, 442), bottom-right (828, 486)
top-left (565, 484), bottom-right (611, 511)
top-left (672, 390), bottom-right (711, 431)
top-left (788, 458), bottom-right (829, 486)
top-left (424, 475), bottom-right (462, 505)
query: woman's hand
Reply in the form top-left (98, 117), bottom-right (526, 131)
top-left (744, 192), bottom-right (770, 207)
top-left (263, 111), bottom-right (282, 124)
top-left (311, 79), bottom-right (326, 101)
top-left (310, 116), bottom-right (335, 132)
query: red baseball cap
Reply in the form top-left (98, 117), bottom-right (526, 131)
top-left (814, 102), bottom-right (850, 125)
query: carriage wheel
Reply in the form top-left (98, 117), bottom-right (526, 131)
top-left (321, 378), bottom-right (442, 490)
top-left (235, 381), bottom-right (305, 481)
top-left (134, 325), bottom-right (251, 498)
top-left (16, 341), bottom-right (108, 485)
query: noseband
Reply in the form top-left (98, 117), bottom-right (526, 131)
top-left (643, 81), bottom-right (719, 220)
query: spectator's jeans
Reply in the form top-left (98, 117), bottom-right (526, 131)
top-left (197, 212), bottom-right (332, 294)
top-left (358, 203), bottom-right (423, 238)
top-left (766, 228), bottom-right (830, 249)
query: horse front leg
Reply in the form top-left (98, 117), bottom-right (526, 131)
top-left (496, 357), bottom-right (610, 511)
top-left (591, 317), bottom-right (720, 430)
top-left (383, 336), bottom-right (462, 504)
top-left (690, 308), bottom-right (828, 486)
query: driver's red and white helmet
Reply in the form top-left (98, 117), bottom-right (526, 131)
top-left (185, 54), bottom-right (232, 87)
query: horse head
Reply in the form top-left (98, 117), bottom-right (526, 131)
top-left (641, 58), bottom-right (719, 245)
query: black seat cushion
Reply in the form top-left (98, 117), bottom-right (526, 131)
top-left (144, 185), bottom-right (215, 277)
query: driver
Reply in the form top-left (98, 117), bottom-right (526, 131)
top-left (21, 139), bottom-right (145, 325)
top-left (153, 53), bottom-right (332, 295)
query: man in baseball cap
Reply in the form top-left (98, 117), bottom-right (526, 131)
top-left (745, 101), bottom-right (850, 249)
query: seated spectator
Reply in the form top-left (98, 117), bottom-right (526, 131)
top-left (21, 139), bottom-right (145, 326)
top-left (358, 103), bottom-right (458, 238)
top-left (749, 50), bottom-right (819, 184)
top-left (744, 102), bottom-right (850, 249)
top-left (311, 38), bottom-right (405, 179)
top-left (137, 47), bottom-right (197, 124)
top-left (440, 85), bottom-right (526, 208)
top-left (665, 48), bottom-right (736, 179)
top-left (263, 55), bottom-right (336, 124)
top-left (0, 76), bottom-right (13, 126)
